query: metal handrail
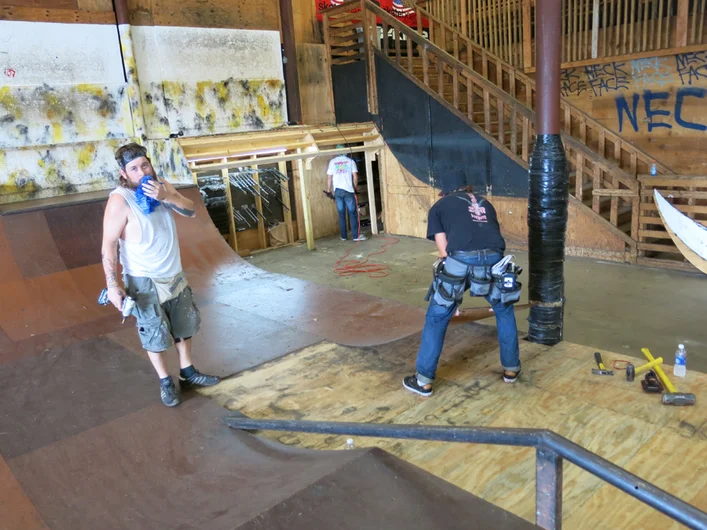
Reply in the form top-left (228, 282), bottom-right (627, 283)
top-left (225, 418), bottom-right (707, 530)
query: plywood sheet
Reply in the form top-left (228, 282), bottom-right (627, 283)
top-left (203, 329), bottom-right (707, 527)
top-left (0, 0), bottom-right (75, 8)
top-left (150, 0), bottom-right (279, 30)
top-left (556, 53), bottom-right (707, 173)
top-left (0, 20), bottom-right (123, 85)
top-left (297, 43), bottom-right (335, 126)
top-left (306, 156), bottom-right (339, 238)
top-left (0, 5), bottom-right (114, 22)
top-left (383, 146), bottom-right (436, 238)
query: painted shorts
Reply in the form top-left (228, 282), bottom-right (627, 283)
top-left (124, 275), bottom-right (201, 353)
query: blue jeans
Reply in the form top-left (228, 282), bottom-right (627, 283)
top-left (334, 188), bottom-right (359, 239)
top-left (415, 251), bottom-right (520, 384)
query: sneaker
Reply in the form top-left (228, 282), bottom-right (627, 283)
top-left (353, 235), bottom-right (367, 241)
top-left (160, 377), bottom-right (181, 407)
top-left (503, 364), bottom-right (522, 383)
top-left (402, 375), bottom-right (432, 397)
top-left (340, 237), bottom-right (347, 241)
top-left (179, 369), bottom-right (220, 389)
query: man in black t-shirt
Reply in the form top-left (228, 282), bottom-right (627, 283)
top-left (403, 174), bottom-right (521, 397)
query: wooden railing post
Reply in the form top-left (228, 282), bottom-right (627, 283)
top-left (460, 0), bottom-right (468, 38)
top-left (677, 0), bottom-right (689, 47)
top-left (362, 0), bottom-right (379, 114)
top-left (522, 0), bottom-right (532, 70)
top-left (591, 0), bottom-right (599, 58)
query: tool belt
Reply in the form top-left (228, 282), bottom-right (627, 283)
top-left (424, 255), bottom-right (522, 308)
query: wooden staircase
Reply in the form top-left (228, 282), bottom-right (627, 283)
top-left (322, 0), bottom-right (686, 265)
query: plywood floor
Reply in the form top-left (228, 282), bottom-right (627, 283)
top-left (198, 323), bottom-right (707, 529)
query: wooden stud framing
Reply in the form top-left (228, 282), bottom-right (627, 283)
top-left (249, 156), bottom-right (268, 250)
top-left (221, 158), bottom-right (238, 252)
top-left (278, 160), bottom-right (295, 243)
top-left (364, 150), bottom-right (379, 235)
top-left (296, 148), bottom-right (316, 251)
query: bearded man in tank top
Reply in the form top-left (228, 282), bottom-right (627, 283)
top-left (101, 143), bottom-right (220, 407)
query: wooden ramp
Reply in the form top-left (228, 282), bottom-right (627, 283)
top-left (6, 187), bottom-right (537, 530)
top-left (200, 326), bottom-right (707, 529)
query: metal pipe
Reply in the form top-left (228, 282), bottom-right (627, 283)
top-left (528, 0), bottom-right (568, 345)
top-left (226, 418), bottom-right (543, 447)
top-left (113, 0), bottom-right (129, 25)
top-left (238, 174), bottom-right (270, 205)
top-left (224, 418), bottom-right (707, 530)
top-left (541, 432), bottom-right (707, 529)
top-left (535, 0), bottom-right (562, 134)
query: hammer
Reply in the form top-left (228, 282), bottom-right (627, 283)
top-left (592, 352), bottom-right (614, 376)
top-left (642, 348), bottom-right (696, 406)
top-left (626, 357), bottom-right (663, 382)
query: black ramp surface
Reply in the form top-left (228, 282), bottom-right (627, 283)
top-left (237, 448), bottom-right (539, 530)
top-left (0, 336), bottom-right (157, 459)
top-left (9, 397), bottom-right (364, 530)
top-left (332, 61), bottom-right (372, 125)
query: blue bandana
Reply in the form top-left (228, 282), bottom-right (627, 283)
top-left (134, 176), bottom-right (161, 214)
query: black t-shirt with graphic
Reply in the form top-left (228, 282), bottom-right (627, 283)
top-left (427, 192), bottom-right (506, 254)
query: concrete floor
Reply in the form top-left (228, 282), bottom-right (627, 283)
top-left (250, 234), bottom-right (707, 374)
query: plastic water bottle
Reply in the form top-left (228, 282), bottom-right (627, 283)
top-left (345, 438), bottom-right (355, 450)
top-left (650, 162), bottom-right (658, 176)
top-left (674, 344), bottom-right (687, 377)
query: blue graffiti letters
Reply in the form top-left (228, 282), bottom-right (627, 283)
top-left (675, 87), bottom-right (707, 131)
top-left (615, 87), bottom-right (707, 132)
top-left (643, 91), bottom-right (672, 131)
top-left (616, 93), bottom-right (640, 132)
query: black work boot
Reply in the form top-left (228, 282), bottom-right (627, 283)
top-left (160, 376), bottom-right (181, 407)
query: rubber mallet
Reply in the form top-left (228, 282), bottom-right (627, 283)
top-left (626, 357), bottom-right (663, 382)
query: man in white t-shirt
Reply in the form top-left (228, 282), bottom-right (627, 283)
top-left (326, 147), bottom-right (366, 241)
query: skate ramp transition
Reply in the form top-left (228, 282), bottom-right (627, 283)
top-left (0, 187), bottom-right (538, 529)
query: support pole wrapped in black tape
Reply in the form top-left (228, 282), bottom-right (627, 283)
top-left (527, 134), bottom-right (568, 344)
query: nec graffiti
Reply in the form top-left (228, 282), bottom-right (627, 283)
top-left (615, 88), bottom-right (707, 132)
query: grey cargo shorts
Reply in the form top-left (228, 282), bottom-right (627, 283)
top-left (124, 275), bottom-right (201, 353)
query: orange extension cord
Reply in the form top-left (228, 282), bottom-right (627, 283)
top-left (333, 194), bottom-right (399, 278)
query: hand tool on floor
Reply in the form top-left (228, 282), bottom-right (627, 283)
top-left (592, 352), bottom-right (614, 376)
top-left (626, 357), bottom-right (663, 382)
top-left (641, 348), bottom-right (696, 406)
top-left (641, 370), bottom-right (663, 393)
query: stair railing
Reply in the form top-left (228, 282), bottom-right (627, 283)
top-left (415, 1), bottom-right (672, 182)
top-left (226, 417), bottom-right (707, 530)
top-left (356, 0), bottom-right (640, 252)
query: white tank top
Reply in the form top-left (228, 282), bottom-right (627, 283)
top-left (111, 186), bottom-right (183, 279)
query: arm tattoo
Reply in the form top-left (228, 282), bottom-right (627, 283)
top-left (101, 251), bottom-right (120, 287)
top-left (164, 201), bottom-right (195, 217)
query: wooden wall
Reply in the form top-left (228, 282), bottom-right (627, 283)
top-left (126, 0), bottom-right (280, 30)
top-left (297, 44), bottom-right (336, 125)
top-left (382, 145), bottom-right (627, 262)
top-left (0, 0), bottom-right (114, 22)
top-left (293, 156), bottom-right (340, 240)
top-left (291, 0), bottom-right (335, 125)
top-left (0, 0), bottom-right (280, 29)
top-left (552, 52), bottom-right (707, 174)
top-left (292, 0), bottom-right (322, 44)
